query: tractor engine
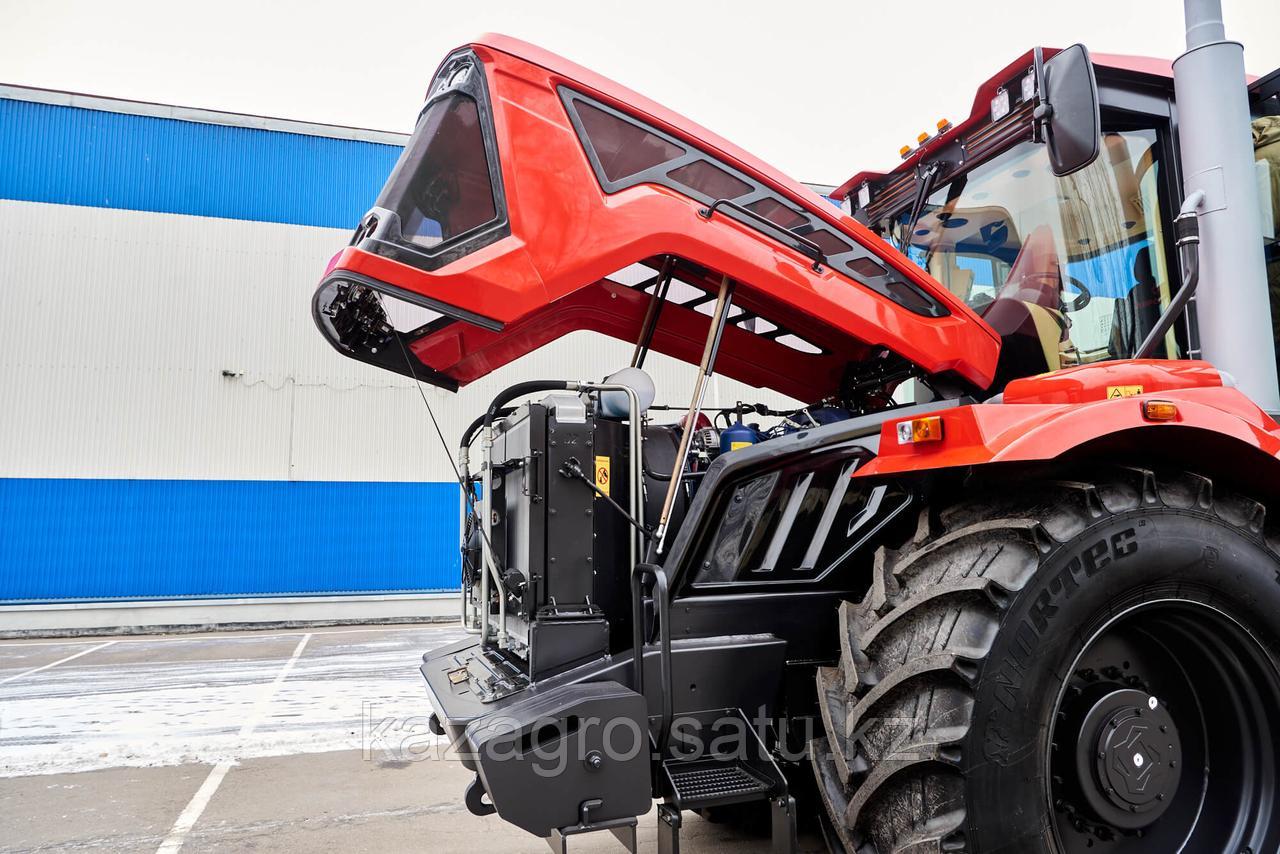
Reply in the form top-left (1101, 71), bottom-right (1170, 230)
top-left (458, 386), bottom-right (683, 683)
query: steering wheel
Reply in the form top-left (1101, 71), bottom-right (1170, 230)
top-left (1062, 275), bottom-right (1092, 312)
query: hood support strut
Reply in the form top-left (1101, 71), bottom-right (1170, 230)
top-left (652, 275), bottom-right (735, 557)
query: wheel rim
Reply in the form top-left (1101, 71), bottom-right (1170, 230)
top-left (1048, 600), bottom-right (1280, 852)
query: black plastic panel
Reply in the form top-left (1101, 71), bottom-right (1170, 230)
top-left (558, 88), bottom-right (949, 318)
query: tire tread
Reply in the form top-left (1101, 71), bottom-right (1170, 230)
top-left (812, 467), bottom-right (1278, 852)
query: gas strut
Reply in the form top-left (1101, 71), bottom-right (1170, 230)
top-left (651, 274), bottom-right (735, 557)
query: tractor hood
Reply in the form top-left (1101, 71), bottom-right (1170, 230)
top-left (313, 35), bottom-right (999, 401)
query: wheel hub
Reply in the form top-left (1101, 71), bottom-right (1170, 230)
top-left (1075, 688), bottom-right (1181, 829)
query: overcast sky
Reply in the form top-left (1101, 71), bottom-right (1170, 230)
top-left (3, 0), bottom-right (1279, 186)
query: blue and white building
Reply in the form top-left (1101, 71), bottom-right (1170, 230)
top-left (0, 85), bottom-right (781, 631)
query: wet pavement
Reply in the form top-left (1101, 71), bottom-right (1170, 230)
top-left (0, 625), bottom-right (822, 853)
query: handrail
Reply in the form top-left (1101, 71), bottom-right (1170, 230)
top-left (697, 198), bottom-right (826, 272)
top-left (578, 382), bottom-right (645, 572)
top-left (630, 562), bottom-right (673, 753)
top-left (1135, 192), bottom-right (1204, 360)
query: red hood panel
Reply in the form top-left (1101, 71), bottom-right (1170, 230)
top-left (317, 36), bottom-right (1000, 399)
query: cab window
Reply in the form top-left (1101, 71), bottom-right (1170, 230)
top-left (889, 129), bottom-right (1175, 390)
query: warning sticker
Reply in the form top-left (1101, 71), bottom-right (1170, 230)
top-left (594, 455), bottom-right (611, 496)
top-left (1106, 385), bottom-right (1144, 399)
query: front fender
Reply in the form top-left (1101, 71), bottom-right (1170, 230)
top-left (858, 385), bottom-right (1280, 478)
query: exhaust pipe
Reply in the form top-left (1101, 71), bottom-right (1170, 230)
top-left (1174, 0), bottom-right (1279, 410)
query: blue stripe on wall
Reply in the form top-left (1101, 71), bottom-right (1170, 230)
top-left (0, 479), bottom-right (459, 602)
top-left (0, 99), bottom-right (403, 230)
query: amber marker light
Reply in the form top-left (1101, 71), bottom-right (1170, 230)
top-left (896, 415), bottom-right (944, 445)
top-left (1141, 400), bottom-right (1179, 422)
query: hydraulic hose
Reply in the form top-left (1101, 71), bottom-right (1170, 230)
top-left (482, 380), bottom-right (575, 435)
top-left (460, 408), bottom-right (514, 451)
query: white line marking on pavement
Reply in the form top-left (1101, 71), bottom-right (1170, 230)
top-left (154, 632), bottom-right (312, 854)
top-left (0, 640), bottom-right (115, 684)
top-left (154, 759), bottom-right (233, 854)
top-left (236, 633), bottom-right (313, 737)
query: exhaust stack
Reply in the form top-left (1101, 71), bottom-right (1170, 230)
top-left (1174, 0), bottom-right (1279, 410)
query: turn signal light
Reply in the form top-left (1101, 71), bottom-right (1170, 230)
top-left (896, 415), bottom-right (944, 445)
top-left (1142, 400), bottom-right (1179, 422)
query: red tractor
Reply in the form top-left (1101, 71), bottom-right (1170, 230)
top-left (314, 1), bottom-right (1280, 850)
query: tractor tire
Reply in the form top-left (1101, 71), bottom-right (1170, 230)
top-left (812, 468), bottom-right (1280, 853)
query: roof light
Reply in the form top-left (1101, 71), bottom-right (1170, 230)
top-left (936, 118), bottom-right (952, 134)
top-left (1021, 70), bottom-right (1037, 103)
top-left (1142, 400), bottom-right (1179, 422)
top-left (899, 144), bottom-right (912, 159)
top-left (896, 415), bottom-right (944, 445)
top-left (990, 87), bottom-right (1011, 122)
top-left (839, 194), bottom-right (854, 215)
top-left (917, 131), bottom-right (931, 145)
top-left (857, 183), bottom-right (872, 209)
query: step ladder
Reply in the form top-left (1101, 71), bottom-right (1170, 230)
top-left (632, 565), bottom-right (797, 853)
top-left (655, 707), bottom-right (798, 854)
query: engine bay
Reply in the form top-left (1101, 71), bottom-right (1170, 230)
top-left (456, 366), bottom-right (912, 681)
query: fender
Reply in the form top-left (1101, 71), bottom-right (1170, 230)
top-left (860, 361), bottom-right (1280, 477)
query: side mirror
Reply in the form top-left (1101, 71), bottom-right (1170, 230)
top-left (1037, 44), bottom-right (1102, 177)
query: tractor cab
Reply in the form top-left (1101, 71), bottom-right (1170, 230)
top-left (839, 47), bottom-right (1280, 394)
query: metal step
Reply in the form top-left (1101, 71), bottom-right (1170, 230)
top-left (654, 708), bottom-right (798, 854)
top-left (655, 707), bottom-right (787, 810)
top-left (665, 759), bottom-right (772, 808)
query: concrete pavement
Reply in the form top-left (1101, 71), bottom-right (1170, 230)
top-left (0, 625), bottom-right (824, 853)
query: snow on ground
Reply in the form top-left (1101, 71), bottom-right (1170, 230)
top-left (0, 626), bottom-right (469, 777)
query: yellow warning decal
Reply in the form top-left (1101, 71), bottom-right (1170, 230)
top-left (594, 455), bottom-right (611, 496)
top-left (1106, 385), bottom-right (1144, 399)
top-left (730, 441), bottom-right (753, 451)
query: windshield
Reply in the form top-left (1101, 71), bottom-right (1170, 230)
top-left (883, 130), bottom-right (1176, 390)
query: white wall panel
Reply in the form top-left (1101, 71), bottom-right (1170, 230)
top-left (0, 199), bottom-right (797, 483)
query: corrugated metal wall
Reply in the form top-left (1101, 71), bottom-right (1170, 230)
top-left (0, 91), bottom-right (794, 602)
top-left (0, 97), bottom-right (400, 228)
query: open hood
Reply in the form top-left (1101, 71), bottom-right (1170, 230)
top-left (313, 35), bottom-right (999, 401)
